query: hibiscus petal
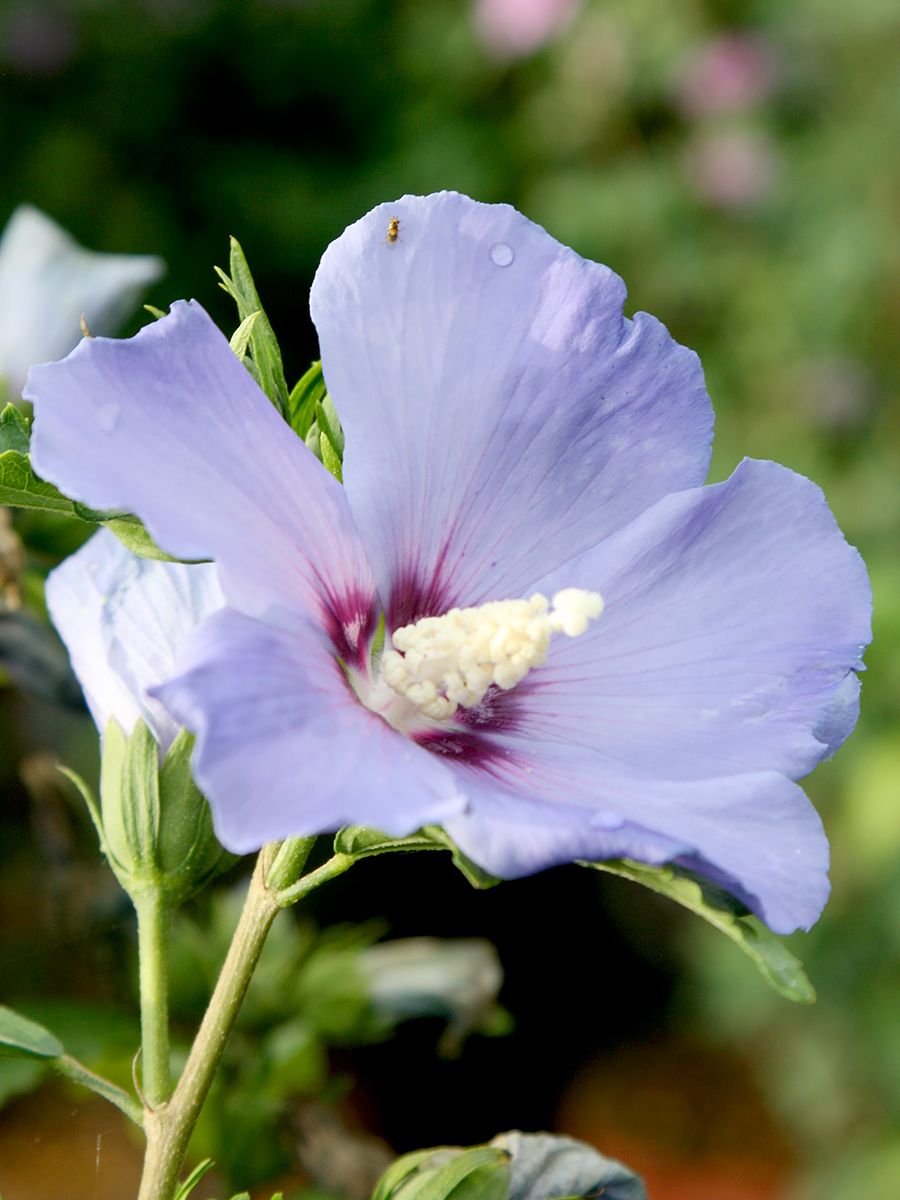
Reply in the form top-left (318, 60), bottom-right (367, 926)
top-left (0, 205), bottom-right (163, 393)
top-left (153, 608), bottom-right (466, 853)
top-left (46, 528), bottom-right (222, 752)
top-left (445, 762), bottom-right (829, 933)
top-left (310, 191), bottom-right (713, 626)
top-left (522, 458), bottom-right (871, 782)
top-left (27, 301), bottom-right (375, 636)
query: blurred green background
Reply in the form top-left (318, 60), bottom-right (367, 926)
top-left (0, 1), bottom-right (898, 1198)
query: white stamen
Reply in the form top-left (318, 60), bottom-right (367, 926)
top-left (381, 589), bottom-right (603, 721)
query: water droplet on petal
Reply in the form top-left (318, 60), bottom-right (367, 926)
top-left (489, 242), bottom-right (514, 267)
top-left (96, 403), bottom-right (120, 432)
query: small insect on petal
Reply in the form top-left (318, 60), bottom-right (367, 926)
top-left (386, 217), bottom-right (400, 245)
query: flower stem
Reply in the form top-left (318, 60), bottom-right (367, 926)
top-left (272, 851), bottom-right (354, 908)
top-left (136, 854), bottom-right (278, 1200)
top-left (135, 888), bottom-right (171, 1108)
top-left (136, 843), bottom-right (357, 1200)
top-left (265, 834), bottom-right (317, 893)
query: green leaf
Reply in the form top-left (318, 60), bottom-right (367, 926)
top-left (374, 1150), bottom-right (444, 1200)
top-left (288, 359), bottom-right (327, 439)
top-left (585, 859), bottom-right (816, 1004)
top-left (334, 826), bottom-right (449, 860)
top-left (334, 825), bottom-right (501, 890)
top-left (0, 1005), bottom-right (65, 1059)
top-left (174, 1159), bottom-right (215, 1200)
top-left (421, 827), bottom-right (501, 889)
top-left (320, 429), bottom-right (343, 481)
top-left (0, 404), bottom-right (79, 513)
top-left (375, 1147), bottom-right (510, 1200)
top-left (0, 404), bottom-right (31, 454)
top-left (0, 447), bottom-right (79, 514)
top-left (316, 392), bottom-right (344, 458)
top-left (216, 238), bottom-right (289, 416)
top-left (0, 405), bottom-right (185, 560)
top-left (229, 310), bottom-right (262, 362)
top-left (290, 360), bottom-right (344, 477)
top-left (105, 515), bottom-right (186, 562)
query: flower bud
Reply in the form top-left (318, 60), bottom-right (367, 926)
top-left (99, 719), bottom-right (229, 904)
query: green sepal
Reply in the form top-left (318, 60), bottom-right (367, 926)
top-left (216, 237), bottom-right (290, 416)
top-left (97, 719), bottom-right (230, 905)
top-left (0, 1005), bottom-right (64, 1059)
top-left (58, 765), bottom-right (107, 856)
top-left (584, 859), bottom-right (816, 1004)
top-left (373, 1146), bottom-right (510, 1200)
top-left (99, 717), bottom-right (158, 886)
top-left (334, 825), bottom-right (500, 890)
top-left (144, 303), bottom-right (168, 320)
top-left (287, 359), bottom-right (327, 439)
top-left (157, 727), bottom-right (235, 901)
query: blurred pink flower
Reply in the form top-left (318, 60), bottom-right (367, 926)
top-left (474, 0), bottom-right (581, 58)
top-left (1, 4), bottom-right (77, 76)
top-left (683, 129), bottom-right (779, 210)
top-left (675, 34), bottom-right (778, 118)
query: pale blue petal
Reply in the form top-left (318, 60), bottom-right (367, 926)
top-left (444, 761), bottom-right (829, 933)
top-left (310, 191), bottom-right (713, 626)
top-left (46, 528), bottom-right (222, 751)
top-left (522, 458), bottom-right (871, 782)
top-left (27, 301), bottom-right (376, 642)
top-left (153, 609), bottom-right (466, 853)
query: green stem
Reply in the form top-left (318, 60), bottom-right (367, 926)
top-left (135, 889), bottom-right (171, 1107)
top-left (137, 854), bottom-right (278, 1200)
top-left (265, 834), bottom-right (317, 893)
top-left (55, 1055), bottom-right (144, 1126)
top-left (272, 852), bottom-right (354, 908)
top-left (136, 845), bottom-right (356, 1200)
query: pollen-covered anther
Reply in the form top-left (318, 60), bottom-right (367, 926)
top-left (381, 588), bottom-right (603, 721)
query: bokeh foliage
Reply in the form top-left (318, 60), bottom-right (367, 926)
top-left (0, 1), bottom-right (898, 1198)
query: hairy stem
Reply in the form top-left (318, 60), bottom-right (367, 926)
top-left (135, 889), bottom-right (171, 1108)
top-left (136, 854), bottom-right (278, 1200)
top-left (273, 851), bottom-right (353, 908)
top-left (265, 834), bottom-right (317, 893)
